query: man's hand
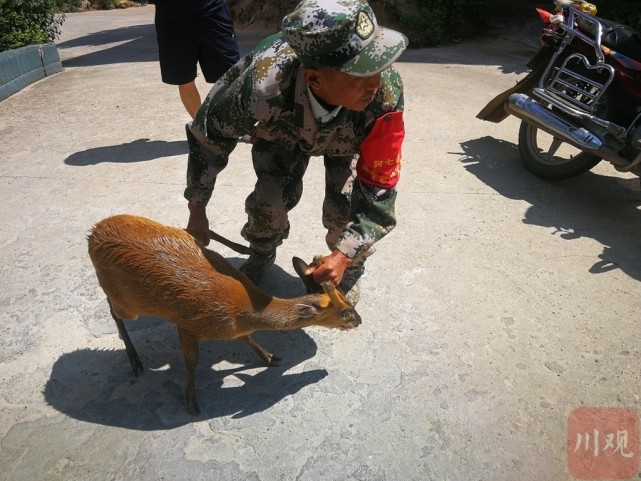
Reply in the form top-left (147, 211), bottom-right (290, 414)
top-left (186, 202), bottom-right (210, 246)
top-left (305, 250), bottom-right (352, 285)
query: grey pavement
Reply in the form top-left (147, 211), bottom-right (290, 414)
top-left (1, 6), bottom-right (641, 481)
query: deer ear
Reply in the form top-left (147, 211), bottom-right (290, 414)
top-left (294, 303), bottom-right (319, 319)
top-left (292, 256), bottom-right (323, 294)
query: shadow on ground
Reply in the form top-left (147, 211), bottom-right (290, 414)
top-left (64, 138), bottom-right (188, 165)
top-left (45, 261), bottom-right (326, 430)
top-left (55, 9), bottom-right (539, 75)
top-left (58, 24), bottom-right (159, 67)
top-left (458, 135), bottom-right (641, 282)
top-left (57, 22), bottom-right (264, 68)
top-left (45, 326), bottom-right (326, 430)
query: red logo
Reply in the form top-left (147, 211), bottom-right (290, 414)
top-left (567, 407), bottom-right (640, 479)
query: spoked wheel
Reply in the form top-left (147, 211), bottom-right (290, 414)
top-left (518, 121), bottom-right (601, 179)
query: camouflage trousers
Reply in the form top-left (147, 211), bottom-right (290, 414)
top-left (240, 139), bottom-right (357, 257)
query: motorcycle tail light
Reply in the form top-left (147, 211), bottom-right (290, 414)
top-left (536, 8), bottom-right (552, 23)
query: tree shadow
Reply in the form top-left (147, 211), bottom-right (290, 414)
top-left (57, 22), bottom-right (264, 68)
top-left (396, 17), bottom-right (542, 75)
top-left (457, 135), bottom-right (641, 281)
top-left (44, 324), bottom-right (326, 430)
top-left (64, 138), bottom-right (188, 165)
top-left (58, 24), bottom-right (159, 67)
top-left (54, 9), bottom-right (538, 75)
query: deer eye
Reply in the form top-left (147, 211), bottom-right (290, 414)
top-left (340, 309), bottom-right (353, 320)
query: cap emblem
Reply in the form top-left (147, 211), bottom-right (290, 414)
top-left (356, 11), bottom-right (374, 40)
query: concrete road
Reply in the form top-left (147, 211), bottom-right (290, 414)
top-left (1, 6), bottom-right (640, 481)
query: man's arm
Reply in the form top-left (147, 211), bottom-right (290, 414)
top-left (184, 62), bottom-right (259, 242)
top-left (184, 62), bottom-right (258, 204)
top-left (311, 70), bottom-right (405, 284)
top-left (334, 180), bottom-right (399, 258)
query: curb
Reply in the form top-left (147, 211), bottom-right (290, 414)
top-left (0, 42), bottom-right (63, 101)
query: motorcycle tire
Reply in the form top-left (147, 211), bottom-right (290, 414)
top-left (518, 121), bottom-right (601, 180)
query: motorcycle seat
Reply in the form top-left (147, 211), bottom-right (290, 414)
top-left (577, 16), bottom-right (641, 61)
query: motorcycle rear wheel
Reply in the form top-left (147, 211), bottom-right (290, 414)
top-left (518, 121), bottom-right (601, 179)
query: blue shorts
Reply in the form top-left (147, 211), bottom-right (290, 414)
top-left (154, 1), bottom-right (240, 85)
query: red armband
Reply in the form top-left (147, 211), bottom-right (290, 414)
top-left (356, 111), bottom-right (405, 189)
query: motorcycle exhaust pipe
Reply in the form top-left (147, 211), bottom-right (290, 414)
top-left (505, 93), bottom-right (602, 150)
top-left (505, 93), bottom-right (630, 169)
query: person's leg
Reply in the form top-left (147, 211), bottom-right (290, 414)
top-left (179, 81), bottom-right (201, 120)
top-left (198, 1), bottom-right (240, 83)
top-left (182, 0), bottom-right (239, 120)
top-left (240, 140), bottom-right (309, 284)
top-left (155, 10), bottom-right (199, 117)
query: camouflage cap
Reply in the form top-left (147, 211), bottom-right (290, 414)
top-left (281, 0), bottom-right (408, 77)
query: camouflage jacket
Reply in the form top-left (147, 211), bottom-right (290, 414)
top-left (185, 33), bottom-right (405, 259)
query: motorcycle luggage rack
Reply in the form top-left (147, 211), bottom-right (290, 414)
top-left (544, 53), bottom-right (614, 114)
top-left (535, 6), bottom-right (615, 116)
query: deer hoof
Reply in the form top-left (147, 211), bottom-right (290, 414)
top-left (186, 400), bottom-right (201, 416)
top-left (130, 359), bottom-right (144, 377)
top-left (268, 355), bottom-right (282, 366)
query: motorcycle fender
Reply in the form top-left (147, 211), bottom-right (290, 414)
top-left (476, 46), bottom-right (555, 123)
top-left (526, 45), bottom-right (555, 70)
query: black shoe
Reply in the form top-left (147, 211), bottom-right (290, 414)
top-left (239, 251), bottom-right (276, 285)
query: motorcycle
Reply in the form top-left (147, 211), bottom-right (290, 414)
top-left (477, 0), bottom-right (641, 180)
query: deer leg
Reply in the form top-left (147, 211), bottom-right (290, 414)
top-left (108, 300), bottom-right (144, 376)
top-left (177, 328), bottom-right (201, 415)
top-left (240, 335), bottom-right (281, 365)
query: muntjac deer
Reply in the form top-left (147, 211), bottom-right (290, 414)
top-left (87, 214), bottom-right (360, 414)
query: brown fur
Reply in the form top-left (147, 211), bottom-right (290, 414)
top-left (87, 214), bottom-right (361, 414)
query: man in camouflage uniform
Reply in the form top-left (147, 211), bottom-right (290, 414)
top-left (185, 0), bottom-right (408, 305)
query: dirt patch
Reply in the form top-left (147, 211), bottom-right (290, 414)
top-left (229, 0), bottom-right (296, 34)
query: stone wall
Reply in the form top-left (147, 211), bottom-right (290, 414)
top-left (0, 43), bottom-right (63, 101)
